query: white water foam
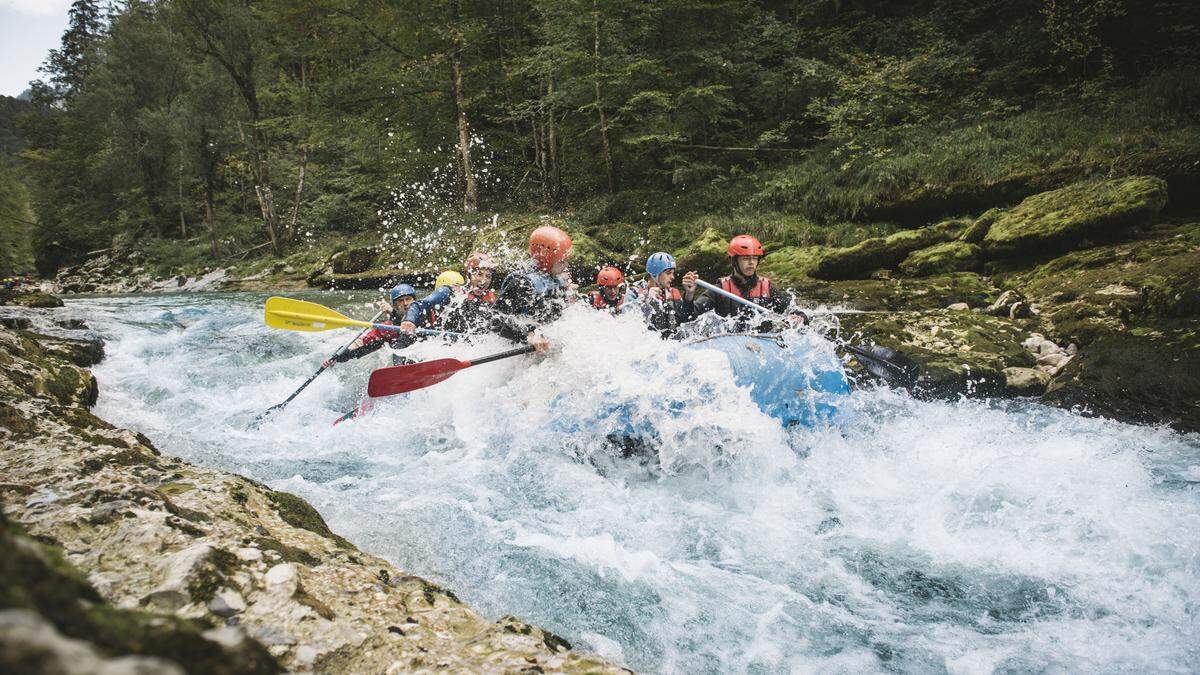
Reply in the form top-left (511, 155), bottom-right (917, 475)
top-left (74, 292), bottom-right (1200, 673)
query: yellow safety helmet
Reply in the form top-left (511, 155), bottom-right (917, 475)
top-left (434, 270), bottom-right (465, 288)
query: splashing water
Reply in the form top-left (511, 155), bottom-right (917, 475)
top-left (73, 292), bottom-right (1200, 673)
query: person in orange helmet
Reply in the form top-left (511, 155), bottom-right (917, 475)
top-left (590, 266), bottom-right (625, 311)
top-left (693, 234), bottom-right (807, 328)
top-left (489, 225), bottom-right (574, 353)
top-left (463, 251), bottom-right (498, 304)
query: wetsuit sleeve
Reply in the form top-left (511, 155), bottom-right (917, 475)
top-left (404, 286), bottom-right (453, 325)
top-left (489, 274), bottom-right (538, 343)
top-left (692, 290), bottom-right (715, 316)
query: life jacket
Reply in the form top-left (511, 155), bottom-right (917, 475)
top-left (632, 283), bottom-right (682, 302)
top-left (591, 290), bottom-right (624, 309)
top-left (719, 275), bottom-right (771, 299)
top-left (467, 288), bottom-right (496, 304)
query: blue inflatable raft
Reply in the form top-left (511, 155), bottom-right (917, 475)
top-left (684, 333), bottom-right (849, 427)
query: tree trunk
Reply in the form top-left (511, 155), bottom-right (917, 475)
top-left (204, 175), bottom-right (218, 258)
top-left (178, 155), bottom-right (187, 238)
top-left (289, 145), bottom-right (307, 240)
top-left (593, 0), bottom-right (615, 194)
top-left (236, 120), bottom-right (281, 255)
top-left (546, 77), bottom-right (561, 203)
top-left (450, 0), bottom-right (477, 214)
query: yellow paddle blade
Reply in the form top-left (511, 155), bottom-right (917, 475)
top-left (264, 296), bottom-right (373, 332)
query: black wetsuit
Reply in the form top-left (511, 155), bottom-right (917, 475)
top-left (489, 266), bottom-right (569, 343)
top-left (692, 274), bottom-right (801, 330)
top-left (330, 310), bottom-right (417, 362)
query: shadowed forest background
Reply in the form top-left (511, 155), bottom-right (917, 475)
top-left (1, 0), bottom-right (1198, 278)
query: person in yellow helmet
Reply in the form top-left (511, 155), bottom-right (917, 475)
top-left (399, 270), bottom-right (464, 333)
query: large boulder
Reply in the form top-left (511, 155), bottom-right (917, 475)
top-left (1043, 331), bottom-right (1200, 433)
top-left (757, 245), bottom-right (827, 287)
top-left (898, 241), bottom-right (981, 277)
top-left (838, 310), bottom-right (1037, 397)
top-left (790, 272), bottom-right (997, 312)
top-left (982, 176), bottom-right (1168, 258)
top-left (673, 227), bottom-right (731, 281)
top-left (328, 247), bottom-right (377, 275)
top-left (811, 219), bottom-right (968, 280)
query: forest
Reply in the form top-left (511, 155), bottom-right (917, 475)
top-left (3, 0), bottom-right (1199, 275)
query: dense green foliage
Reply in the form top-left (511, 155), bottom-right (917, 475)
top-left (0, 163), bottom-right (37, 276)
top-left (13, 0), bottom-right (1200, 272)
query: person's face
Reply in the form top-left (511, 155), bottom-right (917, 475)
top-left (470, 268), bottom-right (493, 290)
top-left (601, 285), bottom-right (621, 300)
top-left (655, 268), bottom-right (676, 287)
top-left (394, 296), bottom-right (415, 312)
top-left (735, 255), bottom-right (760, 277)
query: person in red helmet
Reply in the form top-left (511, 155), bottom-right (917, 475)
top-left (590, 266), bottom-right (625, 311)
top-left (488, 225), bottom-right (574, 353)
top-left (693, 234), bottom-right (807, 328)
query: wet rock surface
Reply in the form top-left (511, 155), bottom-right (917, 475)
top-left (0, 312), bottom-right (625, 673)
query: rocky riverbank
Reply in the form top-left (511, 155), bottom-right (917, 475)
top-left (0, 304), bottom-right (623, 673)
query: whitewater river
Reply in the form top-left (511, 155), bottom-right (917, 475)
top-left (69, 291), bottom-right (1200, 673)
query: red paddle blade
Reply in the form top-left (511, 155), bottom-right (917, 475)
top-left (367, 358), bottom-right (470, 397)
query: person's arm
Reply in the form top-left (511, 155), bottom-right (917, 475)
top-left (489, 275), bottom-right (539, 343)
top-left (767, 283), bottom-right (808, 324)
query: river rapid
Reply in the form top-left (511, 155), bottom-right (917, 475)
top-left (70, 291), bottom-right (1200, 673)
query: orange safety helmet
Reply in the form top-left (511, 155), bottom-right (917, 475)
top-left (529, 226), bottom-right (573, 272)
top-left (727, 234), bottom-right (765, 258)
top-left (596, 266), bottom-right (624, 287)
top-left (465, 251), bottom-right (496, 272)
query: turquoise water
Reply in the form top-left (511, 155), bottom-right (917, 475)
top-left (71, 292), bottom-right (1200, 673)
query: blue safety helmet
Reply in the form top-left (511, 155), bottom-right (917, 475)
top-left (390, 283), bottom-right (416, 301)
top-left (646, 252), bottom-right (676, 279)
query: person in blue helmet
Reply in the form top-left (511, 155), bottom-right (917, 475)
top-left (398, 270), bottom-right (465, 334)
top-left (624, 251), bottom-right (698, 337)
top-left (323, 283), bottom-right (420, 367)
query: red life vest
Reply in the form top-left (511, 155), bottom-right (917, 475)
top-left (633, 284), bottom-right (682, 302)
top-left (719, 275), bottom-right (771, 299)
top-left (591, 290), bottom-right (624, 309)
top-left (467, 288), bottom-right (496, 304)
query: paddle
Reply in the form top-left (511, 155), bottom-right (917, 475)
top-left (694, 279), bottom-right (920, 389)
top-left (264, 296), bottom-right (467, 338)
top-left (253, 303), bottom-right (387, 425)
top-left (367, 345), bottom-right (537, 398)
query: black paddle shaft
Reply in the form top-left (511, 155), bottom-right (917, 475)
top-left (468, 345), bottom-right (537, 367)
top-left (255, 307), bottom-right (386, 422)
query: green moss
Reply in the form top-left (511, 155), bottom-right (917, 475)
top-left (898, 241), bottom-right (981, 277)
top-left (811, 219), bottom-right (968, 280)
top-left (185, 548), bottom-right (238, 604)
top-left (983, 176), bottom-right (1168, 258)
top-left (251, 537), bottom-right (321, 567)
top-left (672, 227), bottom-right (730, 281)
top-left (266, 491), bottom-right (355, 550)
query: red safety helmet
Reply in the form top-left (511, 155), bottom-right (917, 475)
top-left (529, 226), bottom-right (573, 272)
top-left (465, 251), bottom-right (496, 272)
top-left (727, 234), bottom-right (765, 258)
top-left (596, 266), bottom-right (624, 287)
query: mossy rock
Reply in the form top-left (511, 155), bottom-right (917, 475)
top-left (758, 246), bottom-right (827, 287)
top-left (673, 227), bottom-right (730, 281)
top-left (0, 290), bottom-right (64, 308)
top-left (791, 272), bottom-right (997, 312)
top-left (839, 310), bottom-right (1036, 398)
top-left (959, 208), bottom-right (1001, 244)
top-left (899, 241), bottom-right (982, 277)
top-left (982, 176), bottom-right (1168, 259)
top-left (329, 247), bottom-right (378, 275)
top-left (995, 220), bottom-right (1200, 345)
top-left (0, 512), bottom-right (278, 673)
top-left (266, 491), bottom-right (355, 550)
top-left (1043, 329), bottom-right (1200, 434)
top-left (811, 219), bottom-right (968, 280)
